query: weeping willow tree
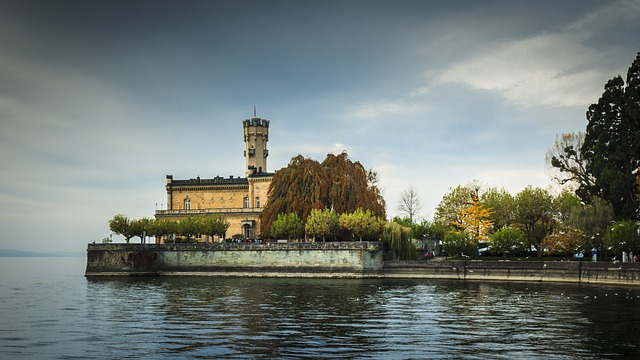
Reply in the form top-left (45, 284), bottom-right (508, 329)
top-left (261, 152), bottom-right (386, 238)
top-left (383, 222), bottom-right (418, 260)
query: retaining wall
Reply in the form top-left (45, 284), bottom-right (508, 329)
top-left (384, 260), bottom-right (640, 286)
top-left (85, 242), bottom-right (383, 278)
top-left (86, 243), bottom-right (640, 286)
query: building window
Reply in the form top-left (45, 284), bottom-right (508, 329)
top-left (243, 196), bottom-right (249, 208)
top-left (256, 197), bottom-right (261, 208)
top-left (184, 198), bottom-right (190, 210)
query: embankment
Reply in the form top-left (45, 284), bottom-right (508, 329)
top-left (384, 259), bottom-right (640, 286)
top-left (86, 243), bottom-right (640, 286)
top-left (85, 242), bottom-right (383, 278)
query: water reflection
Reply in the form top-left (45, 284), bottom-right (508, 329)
top-left (85, 277), bottom-right (640, 359)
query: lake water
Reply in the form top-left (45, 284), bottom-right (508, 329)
top-left (1, 257), bottom-right (639, 359)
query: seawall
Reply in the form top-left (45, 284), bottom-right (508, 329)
top-left (384, 260), bottom-right (640, 286)
top-left (85, 243), bottom-right (640, 286)
top-left (85, 242), bottom-right (383, 278)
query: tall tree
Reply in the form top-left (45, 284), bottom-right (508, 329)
top-left (451, 189), bottom-right (494, 248)
top-left (397, 186), bottom-right (423, 222)
top-left (545, 131), bottom-right (594, 193)
top-left (481, 187), bottom-right (516, 230)
top-left (434, 181), bottom-right (482, 228)
top-left (581, 51), bottom-right (640, 220)
top-left (322, 153), bottom-right (386, 216)
top-left (567, 197), bottom-right (614, 255)
top-left (554, 190), bottom-right (581, 223)
top-left (383, 222), bottom-right (417, 260)
top-left (261, 152), bottom-right (386, 237)
top-left (514, 186), bottom-right (556, 257)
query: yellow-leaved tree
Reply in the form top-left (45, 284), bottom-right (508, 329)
top-left (451, 189), bottom-right (494, 251)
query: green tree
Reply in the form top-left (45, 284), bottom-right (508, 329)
top-left (482, 187), bottom-right (516, 230)
top-left (514, 186), bottom-right (556, 257)
top-left (338, 208), bottom-right (383, 241)
top-left (305, 208), bottom-right (339, 242)
top-left (108, 214), bottom-right (135, 243)
top-left (603, 220), bottom-right (640, 258)
top-left (567, 197), bottom-right (614, 254)
top-left (581, 51), bottom-right (640, 220)
top-left (178, 216), bottom-right (203, 242)
top-left (382, 222), bottom-right (417, 260)
top-left (442, 231), bottom-right (474, 258)
top-left (391, 216), bottom-right (414, 228)
top-left (200, 214), bottom-right (230, 242)
top-left (149, 219), bottom-right (179, 243)
top-left (554, 190), bottom-right (581, 223)
top-left (434, 182), bottom-right (482, 228)
top-left (270, 213), bottom-right (304, 241)
top-left (129, 217), bottom-right (154, 243)
top-left (392, 216), bottom-right (436, 239)
top-left (261, 152), bottom-right (386, 237)
top-left (490, 226), bottom-right (526, 257)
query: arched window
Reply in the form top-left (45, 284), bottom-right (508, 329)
top-left (243, 196), bottom-right (249, 208)
top-left (184, 198), bottom-right (191, 210)
top-left (255, 197), bottom-right (261, 208)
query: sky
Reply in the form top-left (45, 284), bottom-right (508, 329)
top-left (1, 0), bottom-right (639, 252)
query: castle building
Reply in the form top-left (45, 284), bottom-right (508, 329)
top-left (155, 117), bottom-right (273, 242)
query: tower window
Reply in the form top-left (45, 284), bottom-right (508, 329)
top-left (243, 196), bottom-right (249, 208)
top-left (256, 197), bottom-right (261, 208)
top-left (184, 198), bottom-right (191, 210)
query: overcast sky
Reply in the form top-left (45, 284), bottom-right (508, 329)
top-left (1, 0), bottom-right (639, 252)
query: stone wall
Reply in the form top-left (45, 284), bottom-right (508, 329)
top-left (85, 242), bottom-right (383, 278)
top-left (383, 260), bottom-right (640, 286)
top-left (86, 243), bottom-right (640, 286)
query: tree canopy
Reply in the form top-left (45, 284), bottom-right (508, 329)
top-left (545, 131), bottom-right (594, 192)
top-left (451, 189), bottom-right (494, 245)
top-left (305, 208), bottom-right (339, 242)
top-left (260, 152), bottom-right (386, 237)
top-left (580, 51), bottom-right (640, 220)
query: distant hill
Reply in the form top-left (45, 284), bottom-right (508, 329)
top-left (0, 249), bottom-right (84, 257)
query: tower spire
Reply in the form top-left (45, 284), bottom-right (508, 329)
top-left (253, 105), bottom-right (256, 118)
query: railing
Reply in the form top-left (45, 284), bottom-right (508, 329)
top-left (87, 241), bottom-right (382, 252)
top-left (156, 208), bottom-right (261, 215)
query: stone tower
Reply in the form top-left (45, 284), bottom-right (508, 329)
top-left (243, 117), bottom-right (269, 177)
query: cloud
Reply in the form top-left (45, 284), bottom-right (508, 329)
top-left (433, 32), bottom-right (608, 107)
top-left (565, 0), bottom-right (640, 33)
top-left (431, 1), bottom-right (640, 108)
top-left (350, 100), bottom-right (425, 119)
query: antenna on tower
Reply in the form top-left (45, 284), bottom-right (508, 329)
top-left (253, 106), bottom-right (256, 118)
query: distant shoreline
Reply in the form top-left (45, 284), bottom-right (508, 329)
top-left (0, 249), bottom-right (84, 257)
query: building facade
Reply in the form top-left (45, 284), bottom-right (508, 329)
top-left (155, 118), bottom-right (273, 242)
